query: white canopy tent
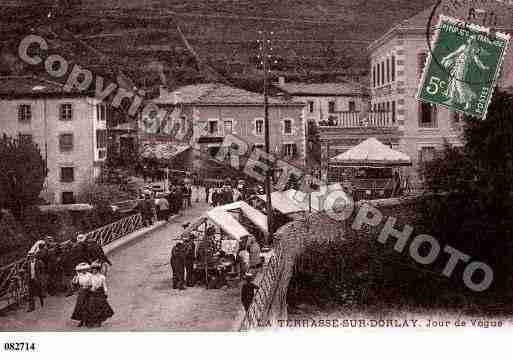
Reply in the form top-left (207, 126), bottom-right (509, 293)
top-left (205, 201), bottom-right (269, 240)
top-left (330, 137), bottom-right (411, 167)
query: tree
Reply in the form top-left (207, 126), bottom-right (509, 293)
top-left (0, 134), bottom-right (48, 219)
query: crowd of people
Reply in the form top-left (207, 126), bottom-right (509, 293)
top-left (170, 222), bottom-right (263, 312)
top-left (205, 179), bottom-right (264, 207)
top-left (22, 233), bottom-right (113, 322)
top-left (137, 182), bottom-right (194, 225)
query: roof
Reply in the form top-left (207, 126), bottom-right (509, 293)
top-left (0, 76), bottom-right (92, 98)
top-left (275, 81), bottom-right (367, 96)
top-left (255, 191), bottom-right (303, 215)
top-left (211, 201), bottom-right (269, 236)
top-left (140, 143), bottom-right (191, 160)
top-left (154, 83), bottom-right (302, 106)
top-left (330, 137), bottom-right (411, 166)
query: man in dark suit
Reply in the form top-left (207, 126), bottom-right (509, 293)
top-left (25, 253), bottom-right (45, 312)
top-left (183, 234), bottom-right (196, 287)
top-left (170, 241), bottom-right (186, 290)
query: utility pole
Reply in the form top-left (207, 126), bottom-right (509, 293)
top-left (258, 30), bottom-right (274, 244)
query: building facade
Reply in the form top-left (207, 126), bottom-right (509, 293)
top-left (150, 83), bottom-right (306, 176)
top-left (274, 77), bottom-right (369, 126)
top-left (368, 6), bottom-right (513, 186)
top-left (0, 76), bottom-right (108, 204)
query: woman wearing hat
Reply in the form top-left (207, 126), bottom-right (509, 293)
top-left (87, 261), bottom-right (114, 327)
top-left (71, 263), bottom-right (92, 327)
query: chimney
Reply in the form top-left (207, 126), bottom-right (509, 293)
top-left (159, 85), bottom-right (169, 98)
top-left (278, 76), bottom-right (286, 86)
top-left (173, 91), bottom-right (182, 105)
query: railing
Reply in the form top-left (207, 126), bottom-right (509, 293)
top-left (0, 213), bottom-right (144, 310)
top-left (240, 243), bottom-right (285, 330)
top-left (319, 111), bottom-right (395, 128)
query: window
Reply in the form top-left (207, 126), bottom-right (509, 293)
top-left (223, 120), bottom-right (233, 134)
top-left (60, 103), bottom-right (73, 121)
top-left (386, 102), bottom-right (390, 113)
top-left (419, 102), bottom-right (438, 128)
top-left (96, 103), bottom-right (106, 122)
top-left (348, 101), bottom-right (356, 112)
top-left (376, 64), bottom-right (381, 87)
top-left (373, 104), bottom-right (377, 112)
top-left (282, 143), bottom-right (297, 157)
top-left (386, 57), bottom-right (390, 83)
top-left (418, 52), bottom-right (428, 77)
top-left (19, 133), bottom-right (33, 143)
top-left (96, 129), bottom-right (107, 149)
top-left (208, 146), bottom-right (220, 158)
top-left (419, 146), bottom-right (436, 163)
top-left (391, 101), bottom-right (396, 123)
top-left (62, 191), bottom-right (75, 204)
top-left (451, 111), bottom-right (464, 123)
top-left (18, 104), bottom-right (31, 122)
top-left (208, 120), bottom-right (218, 134)
top-left (308, 101), bottom-right (314, 113)
top-left (60, 167), bottom-right (74, 183)
top-left (59, 133), bottom-right (74, 152)
top-left (372, 65), bottom-right (376, 88)
top-left (283, 119), bottom-right (292, 134)
top-left (381, 61), bottom-right (385, 85)
top-left (391, 55), bottom-right (396, 82)
top-left (255, 119), bottom-right (264, 135)
top-left (328, 101), bottom-right (336, 113)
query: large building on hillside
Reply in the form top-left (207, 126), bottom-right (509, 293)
top-left (367, 5), bottom-right (513, 186)
top-left (148, 83), bottom-right (306, 176)
top-left (0, 76), bottom-right (109, 204)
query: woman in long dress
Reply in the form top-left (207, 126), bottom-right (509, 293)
top-left (87, 261), bottom-right (114, 327)
top-left (441, 35), bottom-right (490, 110)
top-left (70, 263), bottom-right (92, 327)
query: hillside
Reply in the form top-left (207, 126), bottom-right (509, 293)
top-left (1, 0), bottom-right (435, 92)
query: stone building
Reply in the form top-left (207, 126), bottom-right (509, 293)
top-left (0, 76), bottom-right (109, 204)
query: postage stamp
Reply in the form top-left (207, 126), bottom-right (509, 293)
top-left (417, 14), bottom-right (511, 120)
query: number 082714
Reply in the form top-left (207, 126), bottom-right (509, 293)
top-left (3, 342), bottom-right (36, 351)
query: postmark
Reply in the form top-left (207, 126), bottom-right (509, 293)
top-left (417, 14), bottom-right (510, 120)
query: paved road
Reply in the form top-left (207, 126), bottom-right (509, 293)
top-left (0, 197), bottom-right (243, 331)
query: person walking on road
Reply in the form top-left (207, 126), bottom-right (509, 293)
top-left (71, 263), bottom-right (92, 327)
top-left (87, 261), bottom-right (114, 327)
top-left (170, 241), bottom-right (186, 290)
top-left (25, 252), bottom-right (45, 312)
top-left (155, 194), bottom-right (170, 221)
top-left (183, 234), bottom-right (196, 287)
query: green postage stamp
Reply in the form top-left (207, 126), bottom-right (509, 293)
top-left (417, 15), bottom-right (511, 120)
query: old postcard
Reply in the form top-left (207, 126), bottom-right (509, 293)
top-left (1, 0), bottom-right (513, 357)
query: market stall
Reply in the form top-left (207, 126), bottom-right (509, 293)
top-left (328, 137), bottom-right (412, 200)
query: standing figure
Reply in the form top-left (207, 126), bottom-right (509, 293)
top-left (155, 194), bottom-right (170, 221)
top-left (441, 35), bottom-right (490, 110)
top-left (25, 253), bottom-right (45, 312)
top-left (45, 236), bottom-right (61, 295)
top-left (86, 238), bottom-right (113, 276)
top-left (70, 263), bottom-right (92, 327)
top-left (183, 234), bottom-right (196, 287)
top-left (170, 241), bottom-right (186, 290)
top-left (88, 261), bottom-right (114, 327)
top-left (205, 185), bottom-right (210, 203)
top-left (241, 273), bottom-right (259, 312)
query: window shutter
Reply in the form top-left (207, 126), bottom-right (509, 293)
top-left (292, 143), bottom-right (298, 156)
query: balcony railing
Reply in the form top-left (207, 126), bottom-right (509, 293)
top-left (319, 111), bottom-right (395, 128)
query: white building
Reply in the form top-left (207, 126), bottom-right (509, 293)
top-left (0, 76), bottom-right (108, 204)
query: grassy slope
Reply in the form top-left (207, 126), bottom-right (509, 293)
top-left (1, 0), bottom-right (435, 89)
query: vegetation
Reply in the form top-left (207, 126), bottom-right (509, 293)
top-left (0, 134), bottom-right (48, 220)
top-left (288, 90), bottom-right (513, 316)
